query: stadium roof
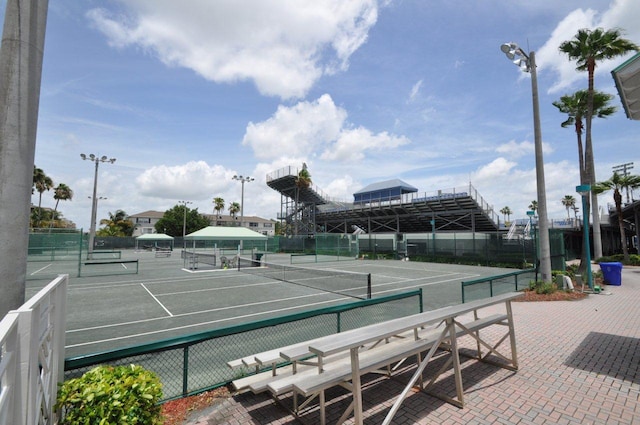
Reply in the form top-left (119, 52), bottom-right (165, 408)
top-left (612, 52), bottom-right (640, 120)
top-left (354, 179), bottom-right (418, 195)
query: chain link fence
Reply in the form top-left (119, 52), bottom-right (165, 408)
top-left (64, 290), bottom-right (422, 401)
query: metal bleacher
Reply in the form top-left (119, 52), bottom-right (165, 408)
top-left (267, 166), bottom-right (501, 234)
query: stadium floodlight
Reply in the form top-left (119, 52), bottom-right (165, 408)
top-left (232, 175), bottom-right (254, 229)
top-left (179, 200), bottom-right (192, 249)
top-left (81, 153), bottom-right (116, 259)
top-left (500, 42), bottom-right (552, 283)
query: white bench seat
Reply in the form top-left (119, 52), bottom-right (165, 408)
top-left (273, 314), bottom-right (509, 399)
top-left (293, 330), bottom-right (444, 396)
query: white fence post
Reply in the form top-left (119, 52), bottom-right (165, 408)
top-left (15, 274), bottom-right (68, 425)
top-left (0, 311), bottom-right (24, 424)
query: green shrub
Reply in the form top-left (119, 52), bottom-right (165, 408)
top-left (528, 280), bottom-right (558, 295)
top-left (595, 254), bottom-right (640, 266)
top-left (56, 364), bottom-right (163, 425)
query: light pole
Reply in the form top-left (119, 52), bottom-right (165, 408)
top-left (179, 200), bottom-right (192, 249)
top-left (577, 185), bottom-right (593, 290)
top-left (232, 175), bottom-right (254, 228)
top-left (501, 42), bottom-right (552, 283)
top-left (81, 154), bottom-right (115, 259)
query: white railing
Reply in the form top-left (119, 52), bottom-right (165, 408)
top-left (0, 312), bottom-right (21, 425)
top-left (0, 274), bottom-right (68, 425)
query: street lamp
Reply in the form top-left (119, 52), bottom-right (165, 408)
top-left (81, 154), bottom-right (116, 259)
top-left (179, 200), bottom-right (192, 249)
top-left (232, 175), bottom-right (254, 228)
top-left (576, 184), bottom-right (593, 290)
top-left (501, 42), bottom-right (552, 282)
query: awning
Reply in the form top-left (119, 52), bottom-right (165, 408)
top-left (612, 52), bottom-right (640, 121)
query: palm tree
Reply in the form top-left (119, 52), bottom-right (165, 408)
top-left (293, 164), bottom-right (312, 235)
top-left (228, 202), bottom-right (240, 222)
top-left (559, 27), bottom-right (639, 259)
top-left (499, 206), bottom-right (512, 223)
top-left (528, 200), bottom-right (538, 213)
top-left (552, 90), bottom-right (616, 185)
top-left (561, 195), bottom-right (576, 220)
top-left (32, 166), bottom-right (53, 228)
top-left (99, 210), bottom-right (133, 236)
top-left (594, 172), bottom-right (640, 262)
top-left (213, 197), bottom-right (225, 219)
top-left (49, 183), bottom-right (73, 230)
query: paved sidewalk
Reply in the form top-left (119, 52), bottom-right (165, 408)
top-left (188, 267), bottom-right (640, 424)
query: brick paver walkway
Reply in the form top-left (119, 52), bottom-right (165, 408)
top-left (187, 267), bottom-right (640, 424)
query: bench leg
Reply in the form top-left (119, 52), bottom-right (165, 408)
top-left (506, 301), bottom-right (519, 369)
top-left (447, 318), bottom-right (465, 407)
top-left (350, 347), bottom-right (364, 425)
top-left (382, 325), bottom-right (449, 425)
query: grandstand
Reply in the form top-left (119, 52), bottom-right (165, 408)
top-left (267, 165), bottom-right (502, 235)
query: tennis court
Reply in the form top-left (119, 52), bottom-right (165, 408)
top-left (26, 249), bottom-right (516, 358)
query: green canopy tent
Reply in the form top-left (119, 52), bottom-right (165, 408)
top-left (184, 226), bottom-right (267, 251)
top-left (135, 233), bottom-right (174, 251)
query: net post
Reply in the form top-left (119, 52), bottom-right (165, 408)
top-left (367, 273), bottom-right (372, 299)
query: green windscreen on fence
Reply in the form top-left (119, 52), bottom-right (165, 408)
top-left (64, 289), bottom-right (422, 401)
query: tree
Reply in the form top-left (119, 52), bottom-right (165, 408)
top-left (594, 172), bottom-right (640, 262)
top-left (155, 204), bottom-right (209, 236)
top-left (296, 165), bottom-right (312, 189)
top-left (499, 206), bottom-right (512, 223)
top-left (293, 164), bottom-right (312, 235)
top-left (559, 27), bottom-right (639, 259)
top-left (33, 166), bottom-right (53, 228)
top-left (552, 90), bottom-right (616, 186)
top-left (97, 210), bottom-right (134, 237)
top-left (561, 195), bottom-right (576, 220)
top-left (528, 200), bottom-right (538, 213)
top-left (228, 202), bottom-right (240, 221)
top-left (213, 197), bottom-right (225, 218)
top-left (49, 183), bottom-right (73, 229)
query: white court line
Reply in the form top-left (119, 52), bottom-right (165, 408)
top-left (65, 296), bottom-right (350, 348)
top-left (30, 263), bottom-right (53, 275)
top-left (157, 281), bottom-right (279, 297)
top-left (372, 275), bottom-right (478, 296)
top-left (67, 291), bottom-right (331, 333)
top-left (67, 270), bottom-right (247, 289)
top-left (140, 283), bottom-right (173, 317)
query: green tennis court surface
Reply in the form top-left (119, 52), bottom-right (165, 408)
top-left (26, 249), bottom-right (516, 358)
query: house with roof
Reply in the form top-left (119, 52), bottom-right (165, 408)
top-left (129, 210), bottom-right (166, 236)
top-left (129, 210), bottom-right (277, 237)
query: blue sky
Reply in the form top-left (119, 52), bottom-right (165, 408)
top-left (9, 0), bottom-right (640, 230)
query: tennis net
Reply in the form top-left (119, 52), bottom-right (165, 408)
top-left (237, 257), bottom-right (371, 300)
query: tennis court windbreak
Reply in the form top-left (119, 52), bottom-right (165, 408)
top-left (237, 256), bottom-right (372, 300)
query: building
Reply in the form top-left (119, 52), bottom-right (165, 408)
top-left (129, 210), bottom-right (165, 236)
top-left (208, 214), bottom-right (276, 236)
top-left (129, 210), bottom-right (276, 237)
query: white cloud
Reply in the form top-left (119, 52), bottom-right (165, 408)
top-left (538, 0), bottom-right (640, 93)
top-left (408, 79), bottom-right (423, 102)
top-left (87, 0), bottom-right (379, 99)
top-left (496, 140), bottom-right (554, 159)
top-left (136, 161), bottom-right (233, 199)
top-left (473, 158), bottom-right (518, 181)
top-left (321, 127), bottom-right (410, 161)
top-left (242, 94), bottom-right (346, 160)
top-left (242, 94), bottom-right (410, 163)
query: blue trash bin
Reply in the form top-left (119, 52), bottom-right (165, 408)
top-left (600, 262), bottom-right (623, 286)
